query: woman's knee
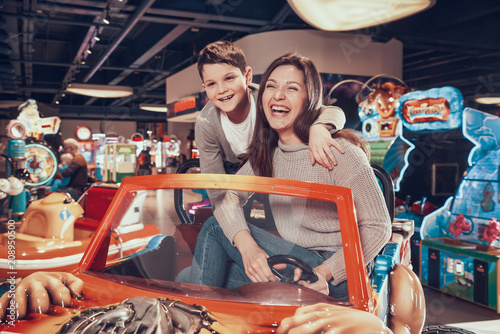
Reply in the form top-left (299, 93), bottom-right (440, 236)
top-left (200, 216), bottom-right (223, 237)
top-left (204, 216), bottom-right (218, 228)
top-left (175, 266), bottom-right (191, 283)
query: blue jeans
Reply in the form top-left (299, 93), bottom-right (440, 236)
top-left (176, 216), bottom-right (350, 301)
top-left (49, 177), bottom-right (70, 192)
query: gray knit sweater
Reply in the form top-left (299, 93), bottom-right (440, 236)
top-left (213, 137), bottom-right (392, 285)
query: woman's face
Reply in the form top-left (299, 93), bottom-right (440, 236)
top-left (262, 65), bottom-right (308, 144)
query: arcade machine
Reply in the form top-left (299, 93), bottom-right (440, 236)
top-left (92, 133), bottom-right (106, 180)
top-left (93, 134), bottom-right (127, 180)
top-left (419, 108), bottom-right (500, 312)
top-left (149, 137), bottom-right (163, 173)
top-left (0, 146), bottom-right (27, 224)
top-left (75, 125), bottom-right (95, 176)
top-left (187, 129), bottom-right (198, 159)
top-left (384, 87), bottom-right (474, 273)
top-left (134, 133), bottom-right (162, 174)
top-left (4, 99), bottom-right (61, 220)
top-left (163, 136), bottom-right (181, 174)
top-left (354, 75), bottom-right (409, 165)
top-left (385, 86), bottom-right (472, 208)
top-left (100, 143), bottom-right (136, 183)
top-left (130, 133), bottom-right (145, 158)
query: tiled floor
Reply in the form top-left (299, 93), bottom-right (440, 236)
top-left (424, 288), bottom-right (500, 334)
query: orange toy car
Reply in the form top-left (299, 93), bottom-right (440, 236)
top-left (1, 173), bottom-right (425, 333)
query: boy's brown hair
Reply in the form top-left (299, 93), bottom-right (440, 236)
top-left (197, 40), bottom-right (248, 80)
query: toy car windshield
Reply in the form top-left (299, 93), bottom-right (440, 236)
top-left (78, 173), bottom-right (371, 310)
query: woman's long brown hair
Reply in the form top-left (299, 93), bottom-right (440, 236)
top-left (246, 53), bottom-right (370, 177)
top-left (246, 53), bottom-right (323, 177)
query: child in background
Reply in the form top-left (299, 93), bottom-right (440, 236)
top-left (47, 153), bottom-right (73, 194)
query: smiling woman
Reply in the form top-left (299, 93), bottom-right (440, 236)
top-left (181, 52), bottom-right (392, 303)
top-left (262, 65), bottom-right (309, 144)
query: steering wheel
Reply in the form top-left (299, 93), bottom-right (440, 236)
top-left (267, 255), bottom-right (318, 284)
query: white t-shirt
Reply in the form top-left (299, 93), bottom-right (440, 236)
top-left (220, 94), bottom-right (256, 157)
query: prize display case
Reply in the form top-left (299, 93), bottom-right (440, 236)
top-left (101, 144), bottom-right (136, 183)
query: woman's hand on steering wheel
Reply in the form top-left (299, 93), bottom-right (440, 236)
top-left (268, 256), bottom-right (330, 296)
top-left (234, 230), bottom-right (277, 283)
top-left (300, 263), bottom-right (331, 295)
top-left (244, 246), bottom-right (277, 282)
top-left (297, 269), bottom-right (329, 296)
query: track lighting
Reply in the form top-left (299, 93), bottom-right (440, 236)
top-left (102, 7), bottom-right (111, 25)
top-left (475, 94), bottom-right (500, 105)
top-left (85, 42), bottom-right (93, 55)
top-left (66, 83), bottom-right (133, 98)
top-left (139, 104), bottom-right (168, 112)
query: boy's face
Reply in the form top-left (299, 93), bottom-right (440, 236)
top-left (201, 63), bottom-right (252, 115)
top-left (63, 145), bottom-right (77, 156)
top-left (61, 156), bottom-right (72, 165)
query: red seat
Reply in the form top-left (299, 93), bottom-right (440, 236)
top-left (75, 186), bottom-right (117, 231)
top-left (174, 207), bottom-right (213, 275)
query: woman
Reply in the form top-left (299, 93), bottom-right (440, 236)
top-left (185, 53), bottom-right (392, 300)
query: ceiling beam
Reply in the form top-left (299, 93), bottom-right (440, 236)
top-left (83, 0), bottom-right (157, 82)
top-left (2, 58), bottom-right (171, 74)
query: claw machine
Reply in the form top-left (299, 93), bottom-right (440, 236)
top-left (101, 143), bottom-right (136, 183)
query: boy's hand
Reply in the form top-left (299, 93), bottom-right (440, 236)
top-left (277, 303), bottom-right (393, 334)
top-left (0, 272), bottom-right (83, 320)
top-left (309, 124), bottom-right (344, 170)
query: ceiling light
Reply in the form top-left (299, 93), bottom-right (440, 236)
top-left (66, 83), bottom-right (133, 98)
top-left (94, 35), bottom-right (101, 42)
top-left (168, 111), bottom-right (201, 123)
top-left (475, 95), bottom-right (500, 105)
top-left (139, 103), bottom-right (168, 112)
top-left (287, 0), bottom-right (436, 31)
top-left (102, 8), bottom-right (111, 25)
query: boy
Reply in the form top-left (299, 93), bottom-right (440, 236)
top-left (195, 41), bottom-right (346, 199)
top-left (46, 153), bottom-right (73, 194)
